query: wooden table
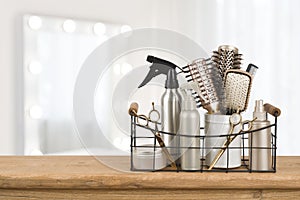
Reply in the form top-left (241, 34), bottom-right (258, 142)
top-left (0, 156), bottom-right (299, 199)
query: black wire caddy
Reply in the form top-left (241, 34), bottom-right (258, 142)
top-left (129, 107), bottom-right (279, 173)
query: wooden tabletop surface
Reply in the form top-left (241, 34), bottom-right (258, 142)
top-left (0, 156), bottom-right (299, 190)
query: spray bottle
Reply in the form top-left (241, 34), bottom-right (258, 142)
top-left (249, 100), bottom-right (271, 171)
top-left (138, 55), bottom-right (182, 163)
top-left (179, 83), bottom-right (201, 170)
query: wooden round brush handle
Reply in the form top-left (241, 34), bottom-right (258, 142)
top-left (264, 103), bottom-right (281, 117)
top-left (128, 102), bottom-right (139, 116)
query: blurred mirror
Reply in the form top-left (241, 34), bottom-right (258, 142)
top-left (23, 14), bottom-right (127, 155)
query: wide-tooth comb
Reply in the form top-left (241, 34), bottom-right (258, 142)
top-left (183, 58), bottom-right (225, 114)
top-left (212, 45), bottom-right (243, 81)
top-left (224, 69), bottom-right (253, 114)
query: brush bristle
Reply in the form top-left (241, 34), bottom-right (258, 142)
top-left (224, 69), bottom-right (252, 114)
top-left (183, 58), bottom-right (225, 113)
top-left (212, 45), bottom-right (243, 80)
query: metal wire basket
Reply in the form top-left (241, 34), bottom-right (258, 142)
top-left (130, 114), bottom-right (277, 173)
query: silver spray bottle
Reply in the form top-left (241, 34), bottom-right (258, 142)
top-left (139, 55), bottom-right (182, 163)
top-left (178, 83), bottom-right (200, 170)
top-left (161, 69), bottom-right (182, 162)
top-left (249, 100), bottom-right (272, 171)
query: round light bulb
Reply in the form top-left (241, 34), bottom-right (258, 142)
top-left (28, 61), bottom-right (42, 74)
top-left (29, 105), bottom-right (43, 119)
top-left (63, 20), bottom-right (76, 33)
top-left (28, 16), bottom-right (42, 30)
top-left (93, 22), bottom-right (106, 35)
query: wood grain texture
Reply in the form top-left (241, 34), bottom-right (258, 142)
top-left (0, 189), bottom-right (276, 200)
top-left (0, 156), bottom-right (299, 191)
top-left (0, 189), bottom-right (299, 200)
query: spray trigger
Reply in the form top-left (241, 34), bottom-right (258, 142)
top-left (138, 55), bottom-right (179, 89)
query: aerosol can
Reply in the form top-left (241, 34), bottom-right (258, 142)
top-left (138, 55), bottom-right (182, 163)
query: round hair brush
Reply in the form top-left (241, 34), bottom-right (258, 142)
top-left (212, 45), bottom-right (243, 81)
top-left (183, 58), bottom-right (226, 114)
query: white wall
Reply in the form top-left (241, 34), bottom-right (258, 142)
top-left (1, 0), bottom-right (299, 155)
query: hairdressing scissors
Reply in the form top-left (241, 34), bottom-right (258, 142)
top-left (208, 112), bottom-right (256, 170)
top-left (129, 102), bottom-right (177, 168)
top-left (134, 102), bottom-right (160, 127)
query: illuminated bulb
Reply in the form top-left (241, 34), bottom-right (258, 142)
top-left (28, 61), bottom-right (42, 74)
top-left (29, 105), bottom-right (43, 119)
top-left (113, 64), bottom-right (121, 75)
top-left (120, 25), bottom-right (132, 33)
top-left (28, 16), bottom-right (42, 30)
top-left (121, 63), bottom-right (133, 74)
top-left (63, 20), bottom-right (76, 33)
top-left (93, 22), bottom-right (106, 35)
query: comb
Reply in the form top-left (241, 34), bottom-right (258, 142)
top-left (183, 58), bottom-right (225, 114)
top-left (224, 69), bottom-right (253, 114)
top-left (212, 45), bottom-right (243, 81)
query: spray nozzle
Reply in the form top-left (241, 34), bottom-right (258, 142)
top-left (253, 99), bottom-right (267, 121)
top-left (180, 83), bottom-right (194, 99)
top-left (138, 55), bottom-right (179, 89)
top-left (180, 82), bottom-right (207, 110)
top-left (181, 82), bottom-right (208, 104)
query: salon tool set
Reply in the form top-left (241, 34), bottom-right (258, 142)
top-left (128, 45), bottom-right (281, 172)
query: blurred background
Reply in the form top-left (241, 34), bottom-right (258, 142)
top-left (0, 0), bottom-right (299, 155)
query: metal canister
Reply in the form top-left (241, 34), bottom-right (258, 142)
top-left (249, 121), bottom-right (272, 171)
top-left (161, 88), bottom-right (182, 164)
top-left (249, 100), bottom-right (272, 171)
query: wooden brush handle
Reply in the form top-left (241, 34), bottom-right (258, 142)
top-left (128, 102), bottom-right (139, 116)
top-left (264, 103), bottom-right (281, 117)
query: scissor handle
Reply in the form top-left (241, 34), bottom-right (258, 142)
top-left (229, 113), bottom-right (242, 125)
top-left (148, 102), bottom-right (160, 122)
top-left (136, 114), bottom-right (149, 126)
top-left (240, 119), bottom-right (255, 132)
